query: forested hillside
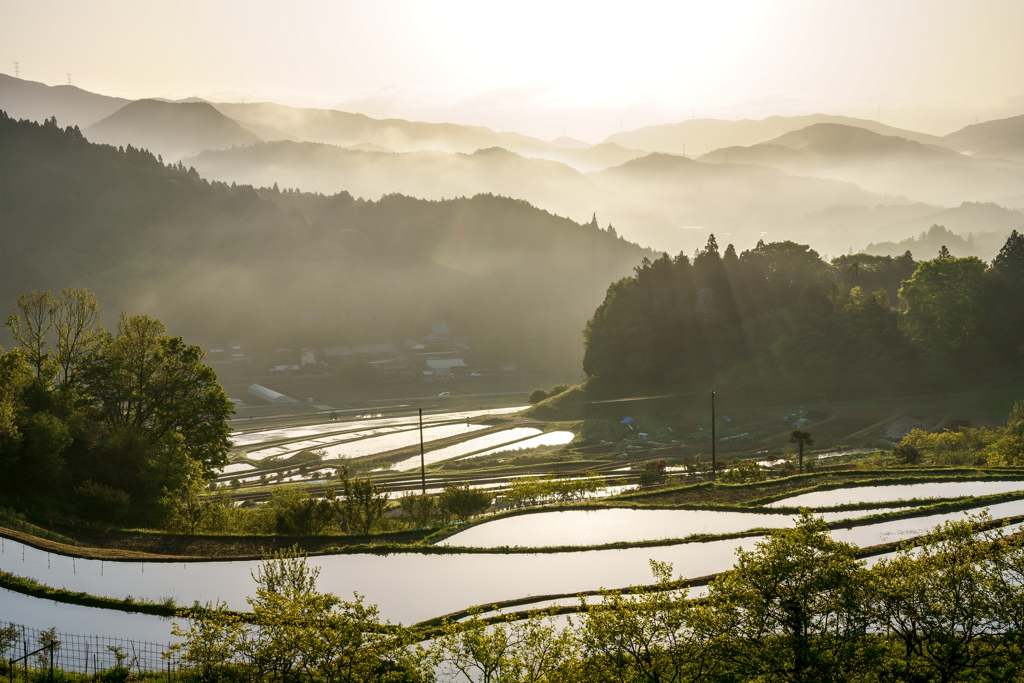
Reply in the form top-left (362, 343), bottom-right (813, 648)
top-left (583, 233), bottom-right (1024, 398)
top-left (0, 112), bottom-right (652, 376)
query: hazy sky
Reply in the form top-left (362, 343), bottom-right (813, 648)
top-left (3, 0), bottom-right (1023, 141)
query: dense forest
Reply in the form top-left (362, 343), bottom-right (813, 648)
top-left (0, 112), bottom-right (651, 377)
top-left (583, 232), bottom-right (1024, 398)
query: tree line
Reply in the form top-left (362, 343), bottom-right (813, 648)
top-left (167, 512), bottom-right (1024, 682)
top-left (583, 231), bottom-right (1024, 398)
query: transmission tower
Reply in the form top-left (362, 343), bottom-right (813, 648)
top-left (67, 73), bottom-right (72, 86)
top-left (14, 62), bottom-right (19, 77)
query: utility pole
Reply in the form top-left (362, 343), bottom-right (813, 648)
top-left (419, 408), bottom-right (426, 494)
top-left (711, 390), bottom-right (716, 475)
top-left (66, 73), bottom-right (72, 86)
top-left (13, 62), bottom-right (19, 77)
top-left (683, 143), bottom-right (686, 158)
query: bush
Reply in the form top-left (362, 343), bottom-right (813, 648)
top-left (637, 460), bottom-right (666, 487)
top-left (891, 442), bottom-right (922, 465)
top-left (73, 481), bottom-right (131, 522)
top-left (528, 384), bottom-right (571, 404)
top-left (439, 483), bottom-right (491, 522)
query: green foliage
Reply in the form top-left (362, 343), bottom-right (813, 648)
top-left (398, 492), bottom-right (439, 529)
top-left (583, 233), bottom-right (1024, 398)
top-left (637, 460), bottom-right (667, 487)
top-left (0, 290), bottom-right (233, 525)
top-left (721, 459), bottom-right (767, 483)
top-left (430, 608), bottom-right (577, 683)
top-left (527, 389), bottom-right (548, 404)
top-left (890, 441), bottom-right (922, 465)
top-left (899, 426), bottom-right (1006, 466)
top-left (503, 471), bottom-right (604, 508)
top-left (439, 483), bottom-right (491, 522)
top-left (528, 385), bottom-right (571, 404)
top-left (267, 486), bottom-right (339, 536)
top-left (72, 481), bottom-right (131, 523)
top-left (701, 513), bottom-right (872, 681)
top-left (339, 471), bottom-right (390, 535)
top-left (172, 547), bottom-right (424, 682)
top-left (899, 255), bottom-right (988, 361)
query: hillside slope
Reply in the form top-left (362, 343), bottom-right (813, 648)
top-left (0, 111), bottom-right (651, 375)
top-left (84, 99), bottom-right (260, 160)
top-left (943, 115), bottom-right (1024, 162)
top-left (0, 73), bottom-right (128, 128)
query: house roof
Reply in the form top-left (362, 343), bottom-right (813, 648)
top-left (426, 358), bottom-right (467, 369)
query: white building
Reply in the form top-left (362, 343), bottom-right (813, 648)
top-left (247, 384), bottom-right (298, 404)
top-left (426, 358), bottom-right (467, 380)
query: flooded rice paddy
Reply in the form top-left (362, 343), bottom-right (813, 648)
top-left (471, 431), bottom-right (576, 458)
top-left (767, 480), bottom-right (1024, 508)
top-left (439, 507), bottom-right (904, 548)
top-left (231, 407), bottom-right (525, 450)
top-left (392, 428), bottom-right (542, 471)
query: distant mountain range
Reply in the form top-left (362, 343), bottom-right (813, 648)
top-left (2, 73), bottom-right (1022, 257)
top-left (0, 73), bottom-right (127, 128)
top-left (602, 114), bottom-right (947, 157)
top-left (696, 123), bottom-right (1024, 206)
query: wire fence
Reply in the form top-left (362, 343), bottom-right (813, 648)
top-left (1, 620), bottom-right (180, 680)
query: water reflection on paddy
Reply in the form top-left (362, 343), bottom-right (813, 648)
top-left (767, 480), bottom-right (1024, 508)
top-left (232, 407), bottom-right (525, 449)
top-left (392, 428), bottom-right (542, 471)
top-left (440, 507), bottom-right (904, 548)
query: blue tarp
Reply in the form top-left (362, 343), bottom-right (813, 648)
top-left (620, 417), bottom-right (634, 424)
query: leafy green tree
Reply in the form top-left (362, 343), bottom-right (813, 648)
top-left (268, 486), bottom-right (339, 536)
top-left (81, 312), bottom-right (233, 474)
top-left (790, 430), bottom-right (813, 473)
top-left (699, 512), bottom-right (872, 682)
top-left (52, 287), bottom-right (103, 387)
top-left (439, 483), bottom-right (491, 522)
top-left (4, 290), bottom-right (57, 379)
top-left (431, 608), bottom-right (577, 683)
top-left (890, 441), bottom-right (922, 465)
top-left (398, 492), bottom-right (439, 529)
top-left (172, 548), bottom-right (423, 682)
top-left (528, 388), bottom-right (548, 404)
top-left (899, 256), bottom-right (987, 361)
top-left (340, 471), bottom-right (390, 535)
top-left (872, 513), bottom-right (1007, 682)
top-left (577, 560), bottom-right (713, 682)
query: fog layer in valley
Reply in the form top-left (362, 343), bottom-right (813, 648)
top-left (3, 74), bottom-right (1022, 259)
